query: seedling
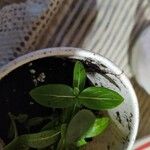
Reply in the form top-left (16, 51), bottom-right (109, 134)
top-left (4, 61), bottom-right (124, 150)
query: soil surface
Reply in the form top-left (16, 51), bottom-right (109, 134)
top-left (0, 57), bottom-right (79, 143)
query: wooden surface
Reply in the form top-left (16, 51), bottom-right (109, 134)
top-left (0, 0), bottom-right (150, 147)
top-left (131, 79), bottom-right (150, 139)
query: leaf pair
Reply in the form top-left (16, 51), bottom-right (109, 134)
top-left (30, 84), bottom-right (123, 110)
top-left (65, 110), bottom-right (109, 147)
top-left (30, 61), bottom-right (123, 110)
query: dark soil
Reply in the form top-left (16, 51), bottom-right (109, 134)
top-left (0, 57), bottom-right (82, 143)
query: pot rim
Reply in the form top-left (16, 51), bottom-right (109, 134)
top-left (0, 47), bottom-right (139, 150)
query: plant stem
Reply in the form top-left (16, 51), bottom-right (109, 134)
top-left (56, 138), bottom-right (64, 150)
top-left (56, 124), bottom-right (67, 150)
top-left (71, 104), bottom-right (77, 118)
top-left (8, 112), bottom-right (18, 138)
top-left (70, 99), bottom-right (80, 120)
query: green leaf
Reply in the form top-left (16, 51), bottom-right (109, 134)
top-left (27, 117), bottom-right (44, 128)
top-left (84, 117), bottom-right (109, 138)
top-left (27, 116), bottom-right (51, 128)
top-left (73, 87), bottom-right (80, 96)
top-left (76, 117), bottom-right (109, 147)
top-left (76, 138), bottom-right (87, 147)
top-left (5, 130), bottom-right (61, 149)
top-left (30, 84), bottom-right (75, 108)
top-left (20, 130), bottom-right (60, 149)
top-left (66, 109), bottom-right (95, 145)
top-left (4, 138), bottom-right (29, 150)
top-left (41, 121), bottom-right (55, 131)
top-left (73, 61), bottom-right (86, 92)
top-left (78, 87), bottom-right (124, 110)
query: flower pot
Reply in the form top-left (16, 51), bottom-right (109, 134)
top-left (0, 47), bottom-right (139, 150)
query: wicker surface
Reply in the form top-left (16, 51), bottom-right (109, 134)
top-left (0, 0), bottom-right (150, 142)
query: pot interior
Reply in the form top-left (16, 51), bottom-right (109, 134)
top-left (0, 52), bottom-right (138, 150)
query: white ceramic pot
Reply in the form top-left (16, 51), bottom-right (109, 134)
top-left (0, 47), bottom-right (139, 150)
